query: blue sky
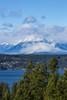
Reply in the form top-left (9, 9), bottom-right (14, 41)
top-left (0, 0), bottom-right (67, 53)
top-left (0, 0), bottom-right (67, 27)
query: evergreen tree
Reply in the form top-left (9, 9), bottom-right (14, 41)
top-left (48, 57), bottom-right (58, 72)
top-left (0, 58), bottom-right (66, 100)
top-left (44, 71), bottom-right (59, 100)
top-left (11, 82), bottom-right (18, 100)
top-left (3, 90), bottom-right (11, 100)
top-left (61, 70), bottom-right (67, 100)
top-left (29, 64), bottom-right (48, 100)
top-left (44, 58), bottom-right (59, 100)
top-left (55, 76), bottom-right (63, 100)
top-left (0, 82), bottom-right (10, 100)
top-left (14, 59), bottom-right (34, 100)
top-left (14, 60), bottom-right (48, 100)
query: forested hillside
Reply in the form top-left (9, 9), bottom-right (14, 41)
top-left (0, 54), bottom-right (67, 70)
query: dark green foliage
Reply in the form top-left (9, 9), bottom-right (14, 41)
top-left (48, 57), bottom-right (58, 72)
top-left (0, 58), bottom-right (67, 100)
top-left (60, 70), bottom-right (67, 99)
top-left (3, 90), bottom-right (10, 100)
top-left (11, 82), bottom-right (18, 100)
top-left (45, 72), bottom-right (59, 100)
top-left (0, 82), bottom-right (10, 100)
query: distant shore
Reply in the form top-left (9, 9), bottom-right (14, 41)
top-left (0, 54), bottom-right (67, 70)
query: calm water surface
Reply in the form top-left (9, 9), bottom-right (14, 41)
top-left (0, 70), bottom-right (26, 89)
top-left (0, 69), bottom-right (64, 90)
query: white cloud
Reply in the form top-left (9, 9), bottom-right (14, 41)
top-left (24, 16), bottom-right (37, 23)
top-left (20, 42), bottom-right (65, 54)
top-left (17, 24), bottom-right (33, 29)
top-left (0, 24), bottom-right (67, 53)
top-left (3, 22), bottom-right (13, 27)
top-left (0, 24), bottom-right (66, 44)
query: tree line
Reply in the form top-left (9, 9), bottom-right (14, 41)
top-left (0, 58), bottom-right (67, 100)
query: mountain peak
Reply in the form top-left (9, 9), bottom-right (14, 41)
top-left (0, 39), bottom-right (67, 54)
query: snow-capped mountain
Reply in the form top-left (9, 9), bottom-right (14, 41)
top-left (0, 43), bottom-right (13, 54)
top-left (0, 39), bottom-right (67, 54)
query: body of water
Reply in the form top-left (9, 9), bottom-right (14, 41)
top-left (0, 70), bottom-right (26, 89)
top-left (0, 69), bottom-right (64, 90)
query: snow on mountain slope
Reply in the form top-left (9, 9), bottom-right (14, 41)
top-left (0, 43), bottom-right (13, 54)
top-left (0, 39), bottom-right (67, 54)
